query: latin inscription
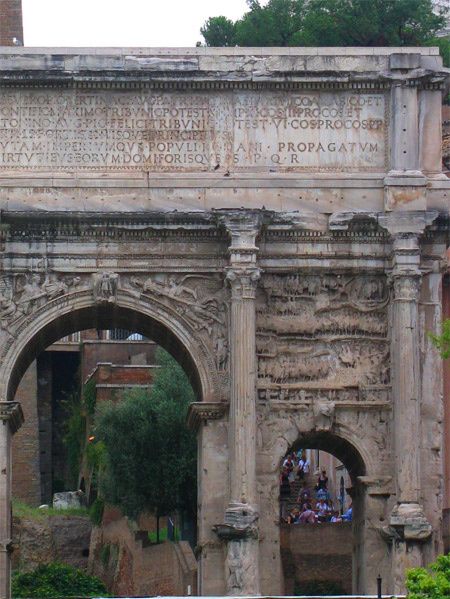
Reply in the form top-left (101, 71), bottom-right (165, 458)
top-left (0, 89), bottom-right (386, 172)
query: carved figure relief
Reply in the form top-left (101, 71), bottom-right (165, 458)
top-left (256, 274), bottom-right (390, 391)
top-left (0, 273), bottom-right (81, 333)
top-left (226, 540), bottom-right (256, 595)
top-left (129, 273), bottom-right (228, 336)
top-left (215, 328), bottom-right (229, 371)
top-left (313, 400), bottom-right (335, 431)
top-left (93, 272), bottom-right (119, 304)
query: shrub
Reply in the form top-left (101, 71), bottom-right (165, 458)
top-left (406, 554), bottom-right (450, 599)
top-left (12, 563), bottom-right (107, 598)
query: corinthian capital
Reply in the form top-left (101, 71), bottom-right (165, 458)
top-left (391, 272), bottom-right (421, 302)
top-left (226, 266), bottom-right (261, 300)
top-left (0, 401), bottom-right (24, 434)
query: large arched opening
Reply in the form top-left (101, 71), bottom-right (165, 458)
top-left (5, 293), bottom-right (220, 595)
top-left (3, 297), bottom-right (217, 404)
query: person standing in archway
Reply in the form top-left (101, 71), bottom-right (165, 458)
top-left (280, 466), bottom-right (291, 522)
top-left (283, 454), bottom-right (295, 491)
top-left (297, 453), bottom-right (309, 483)
top-left (316, 469), bottom-right (329, 501)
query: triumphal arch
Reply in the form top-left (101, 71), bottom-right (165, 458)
top-left (0, 46), bottom-right (449, 597)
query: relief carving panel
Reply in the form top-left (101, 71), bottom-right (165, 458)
top-left (0, 273), bottom-right (81, 333)
top-left (256, 274), bottom-right (390, 395)
top-left (127, 273), bottom-right (229, 374)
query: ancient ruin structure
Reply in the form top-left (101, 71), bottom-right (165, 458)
top-left (0, 47), bottom-right (449, 597)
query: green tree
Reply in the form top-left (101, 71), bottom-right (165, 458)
top-left (200, 0), bottom-right (447, 50)
top-left (303, 0), bottom-right (447, 47)
top-left (429, 319), bottom-right (450, 359)
top-left (94, 349), bottom-right (196, 541)
top-left (234, 0), bottom-right (307, 47)
top-left (200, 16), bottom-right (237, 47)
top-left (406, 553), bottom-right (450, 599)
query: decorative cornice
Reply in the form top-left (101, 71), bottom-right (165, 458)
top-left (186, 401), bottom-right (229, 433)
top-left (0, 402), bottom-right (24, 434)
top-left (0, 79), bottom-right (397, 91)
top-left (1, 209), bottom-right (449, 247)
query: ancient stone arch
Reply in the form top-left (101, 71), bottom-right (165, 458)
top-left (0, 285), bottom-right (221, 403)
top-left (0, 46), bottom-right (449, 598)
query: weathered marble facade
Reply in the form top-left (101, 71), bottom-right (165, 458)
top-left (0, 47), bottom-right (449, 598)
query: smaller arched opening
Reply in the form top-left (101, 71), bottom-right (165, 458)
top-left (279, 431), bottom-right (367, 596)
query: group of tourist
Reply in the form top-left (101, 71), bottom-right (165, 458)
top-left (280, 452), bottom-right (353, 524)
top-left (280, 451), bottom-right (312, 490)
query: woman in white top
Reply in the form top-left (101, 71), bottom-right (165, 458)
top-left (297, 454), bottom-right (310, 481)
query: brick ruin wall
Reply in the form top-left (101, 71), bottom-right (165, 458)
top-left (0, 0), bottom-right (23, 46)
top-left (280, 523), bottom-right (353, 594)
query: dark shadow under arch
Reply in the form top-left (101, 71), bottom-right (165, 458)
top-left (8, 304), bottom-right (203, 403)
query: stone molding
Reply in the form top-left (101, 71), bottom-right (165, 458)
top-left (381, 503), bottom-right (433, 542)
top-left (1, 210), bottom-right (449, 247)
top-left (185, 401), bottom-right (228, 433)
top-left (213, 502), bottom-right (259, 541)
top-left (0, 48), bottom-right (445, 90)
top-left (0, 401), bottom-right (23, 434)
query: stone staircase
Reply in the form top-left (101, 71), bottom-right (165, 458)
top-left (282, 476), bottom-right (338, 519)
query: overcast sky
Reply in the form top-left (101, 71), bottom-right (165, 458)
top-left (22, 0), bottom-right (251, 48)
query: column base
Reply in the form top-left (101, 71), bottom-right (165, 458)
top-left (384, 171), bottom-right (428, 211)
top-left (381, 502), bottom-right (432, 542)
top-left (384, 170), bottom-right (427, 185)
top-left (213, 502), bottom-right (259, 540)
top-left (213, 503), bottom-right (260, 596)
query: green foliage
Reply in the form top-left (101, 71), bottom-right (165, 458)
top-left (406, 554), bottom-right (450, 599)
top-left (85, 440), bottom-right (106, 473)
top-left (61, 388), bottom-right (86, 490)
top-left (83, 379), bottom-right (97, 417)
top-left (200, 17), bottom-right (237, 46)
top-left (148, 526), bottom-right (180, 543)
top-left (302, 0), bottom-right (446, 47)
top-left (429, 319), bottom-right (450, 359)
top-left (201, 0), bottom-right (447, 49)
top-left (62, 380), bottom-right (99, 494)
top-left (89, 497), bottom-right (105, 527)
top-left (234, 0), bottom-right (307, 47)
top-left (11, 563), bottom-right (107, 598)
top-left (99, 542), bottom-right (119, 573)
top-left (95, 348), bottom-right (197, 521)
top-left (426, 36), bottom-right (450, 68)
top-left (294, 579), bottom-right (347, 595)
top-left (12, 499), bottom-right (88, 521)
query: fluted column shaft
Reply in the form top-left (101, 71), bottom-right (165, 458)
top-left (391, 234), bottom-right (422, 503)
top-left (227, 267), bottom-right (260, 505)
top-left (0, 402), bottom-right (23, 599)
top-left (216, 211), bottom-right (262, 597)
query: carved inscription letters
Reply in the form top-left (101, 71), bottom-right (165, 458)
top-left (0, 89), bottom-right (386, 172)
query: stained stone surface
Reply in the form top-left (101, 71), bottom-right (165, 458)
top-left (0, 47), bottom-right (449, 599)
top-left (0, 89), bottom-right (386, 172)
